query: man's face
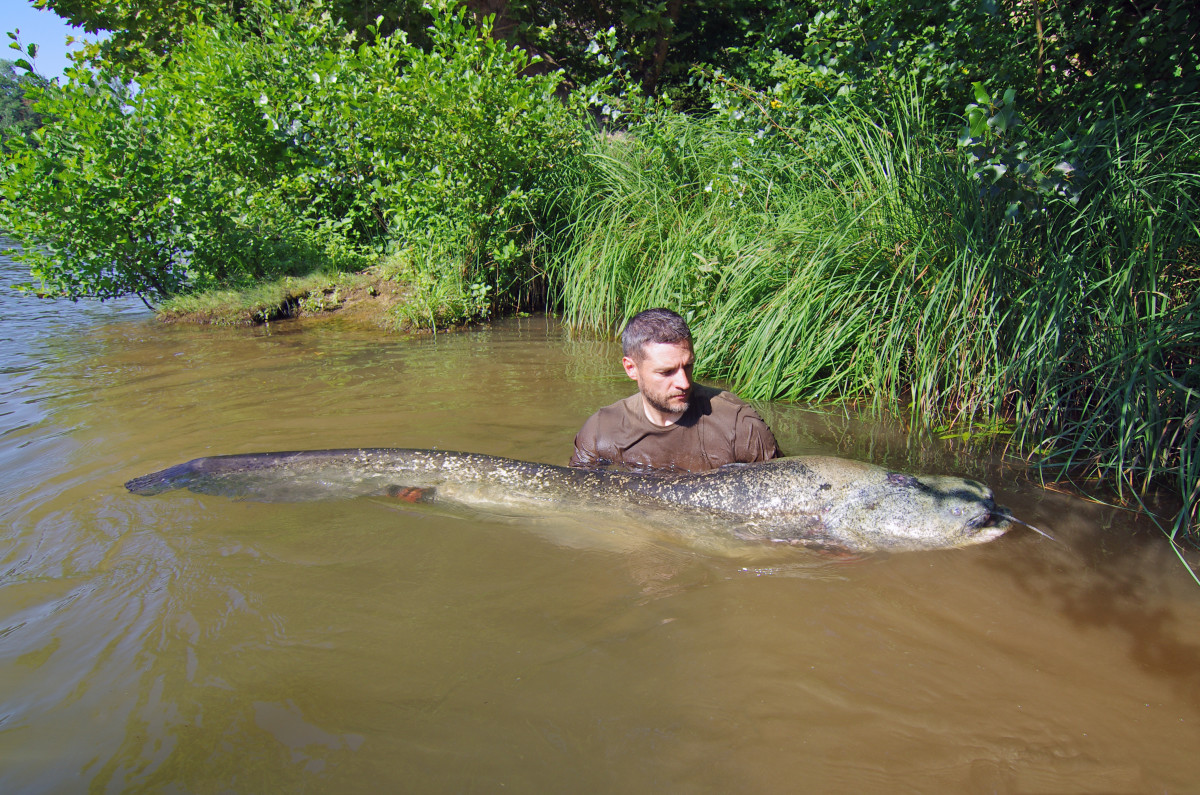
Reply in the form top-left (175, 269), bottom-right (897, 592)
top-left (623, 341), bottom-right (695, 421)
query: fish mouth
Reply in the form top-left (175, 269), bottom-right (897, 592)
top-left (964, 507), bottom-right (1013, 539)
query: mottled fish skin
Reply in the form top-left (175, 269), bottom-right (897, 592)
top-left (125, 449), bottom-right (1011, 553)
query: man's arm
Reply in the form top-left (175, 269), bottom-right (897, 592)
top-left (735, 405), bottom-right (780, 463)
top-left (569, 413), bottom-right (605, 468)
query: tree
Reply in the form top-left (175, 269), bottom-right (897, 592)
top-left (0, 59), bottom-right (48, 147)
top-left (710, 0), bottom-right (1200, 126)
top-left (499, 0), bottom-right (795, 95)
top-left (31, 0), bottom-right (434, 73)
top-left (30, 0), bottom-right (245, 72)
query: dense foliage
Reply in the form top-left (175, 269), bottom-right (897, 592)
top-left (1, 2), bottom-right (579, 308)
top-left (31, 0), bottom-right (433, 71)
top-left (1, 0), bottom-right (1196, 540)
top-left (0, 58), bottom-right (47, 146)
top-left (707, 0), bottom-right (1199, 118)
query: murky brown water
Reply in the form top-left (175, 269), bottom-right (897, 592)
top-left (3, 245), bottom-right (1199, 793)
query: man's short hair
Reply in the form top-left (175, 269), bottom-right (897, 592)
top-left (622, 308), bottom-right (692, 361)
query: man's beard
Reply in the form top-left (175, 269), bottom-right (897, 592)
top-left (644, 389), bottom-right (689, 418)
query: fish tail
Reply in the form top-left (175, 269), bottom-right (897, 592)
top-left (125, 461), bottom-right (202, 495)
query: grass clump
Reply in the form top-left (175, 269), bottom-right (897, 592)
top-left (157, 269), bottom-right (397, 326)
top-left (157, 272), bottom-right (337, 325)
top-left (376, 247), bottom-right (494, 333)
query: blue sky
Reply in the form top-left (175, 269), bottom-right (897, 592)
top-left (4, 1), bottom-right (105, 78)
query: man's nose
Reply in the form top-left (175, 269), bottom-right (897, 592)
top-left (674, 369), bottom-right (691, 390)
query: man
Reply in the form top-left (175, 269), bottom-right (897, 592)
top-left (570, 308), bottom-right (779, 472)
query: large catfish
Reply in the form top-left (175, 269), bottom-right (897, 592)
top-left (125, 448), bottom-right (1014, 553)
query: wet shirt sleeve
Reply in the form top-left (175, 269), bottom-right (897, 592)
top-left (569, 412), bottom-right (606, 468)
top-left (733, 404), bottom-right (780, 463)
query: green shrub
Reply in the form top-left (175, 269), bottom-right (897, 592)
top-left (247, 3), bottom-right (582, 315)
top-left (0, 2), bottom-right (583, 309)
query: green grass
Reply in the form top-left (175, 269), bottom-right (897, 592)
top-left (156, 271), bottom-right (351, 325)
top-left (377, 246), bottom-right (494, 333)
top-left (155, 247), bottom-right (497, 332)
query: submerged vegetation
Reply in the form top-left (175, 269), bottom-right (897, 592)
top-left (1, 0), bottom-right (1196, 541)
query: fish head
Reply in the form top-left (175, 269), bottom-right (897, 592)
top-left (831, 471), bottom-right (1012, 552)
top-left (737, 458), bottom-right (1012, 553)
top-left (762, 463), bottom-right (1013, 553)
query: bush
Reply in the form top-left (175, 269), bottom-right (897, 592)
top-left (0, 2), bottom-right (583, 309)
top-left (251, 3), bottom-right (582, 315)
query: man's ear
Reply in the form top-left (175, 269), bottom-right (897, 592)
top-left (622, 356), bottom-right (639, 381)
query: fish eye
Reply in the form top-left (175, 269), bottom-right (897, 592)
top-left (952, 507), bottom-right (963, 516)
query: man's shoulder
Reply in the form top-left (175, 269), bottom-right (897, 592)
top-left (586, 392), bottom-right (643, 420)
top-left (570, 393), bottom-right (649, 467)
top-left (576, 393), bottom-right (644, 438)
top-left (692, 384), bottom-right (754, 413)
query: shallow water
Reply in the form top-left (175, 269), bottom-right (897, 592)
top-left (2, 245), bottom-right (1198, 793)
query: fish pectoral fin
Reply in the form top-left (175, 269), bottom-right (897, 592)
top-left (385, 485), bottom-right (436, 504)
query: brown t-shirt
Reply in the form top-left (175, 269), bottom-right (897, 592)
top-left (569, 384), bottom-right (779, 472)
